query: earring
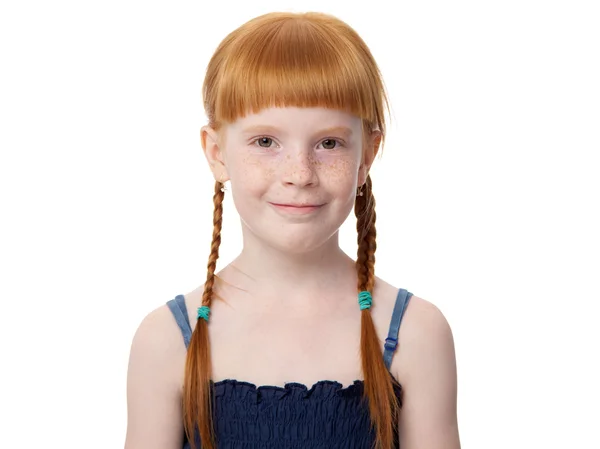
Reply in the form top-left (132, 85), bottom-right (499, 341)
top-left (357, 185), bottom-right (364, 196)
top-left (218, 175), bottom-right (227, 192)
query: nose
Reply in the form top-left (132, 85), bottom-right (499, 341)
top-left (280, 149), bottom-right (318, 187)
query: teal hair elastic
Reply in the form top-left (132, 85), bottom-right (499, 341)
top-left (197, 305), bottom-right (211, 322)
top-left (358, 291), bottom-right (372, 310)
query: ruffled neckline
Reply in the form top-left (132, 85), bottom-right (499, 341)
top-left (211, 378), bottom-right (402, 402)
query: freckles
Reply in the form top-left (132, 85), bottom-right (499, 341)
top-left (319, 157), bottom-right (357, 184)
top-left (240, 154), bottom-right (276, 182)
top-left (242, 154), bottom-right (262, 166)
top-left (264, 167), bottom-right (276, 178)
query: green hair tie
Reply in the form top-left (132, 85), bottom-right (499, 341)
top-left (197, 305), bottom-right (211, 322)
top-left (358, 291), bottom-right (372, 310)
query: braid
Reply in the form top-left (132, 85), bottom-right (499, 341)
top-left (183, 181), bottom-right (225, 449)
top-left (355, 176), bottom-right (376, 292)
top-left (202, 181), bottom-right (225, 305)
top-left (355, 175), bottom-right (400, 449)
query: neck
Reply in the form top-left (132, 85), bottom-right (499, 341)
top-left (228, 230), bottom-right (356, 299)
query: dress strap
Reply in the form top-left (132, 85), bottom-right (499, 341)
top-left (383, 288), bottom-right (413, 370)
top-left (166, 295), bottom-right (192, 349)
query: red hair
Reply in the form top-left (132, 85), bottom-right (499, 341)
top-left (185, 12), bottom-right (398, 449)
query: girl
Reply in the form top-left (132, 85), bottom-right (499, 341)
top-left (125, 11), bottom-right (460, 449)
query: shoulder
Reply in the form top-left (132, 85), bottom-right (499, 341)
top-left (385, 290), bottom-right (460, 447)
top-left (394, 294), bottom-right (456, 381)
top-left (124, 301), bottom-right (189, 448)
top-left (384, 293), bottom-right (460, 447)
top-left (371, 278), bottom-right (455, 382)
top-left (399, 294), bottom-right (454, 349)
top-left (130, 301), bottom-right (188, 354)
top-left (128, 301), bottom-right (188, 390)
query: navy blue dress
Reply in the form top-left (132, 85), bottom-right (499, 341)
top-left (167, 288), bottom-right (413, 449)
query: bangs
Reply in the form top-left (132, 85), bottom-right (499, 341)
top-left (204, 13), bottom-right (388, 137)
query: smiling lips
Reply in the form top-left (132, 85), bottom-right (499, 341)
top-left (269, 202), bottom-right (324, 214)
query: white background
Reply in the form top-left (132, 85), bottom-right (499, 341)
top-left (1, 0), bottom-right (599, 447)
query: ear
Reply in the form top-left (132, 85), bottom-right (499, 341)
top-left (358, 130), bottom-right (382, 186)
top-left (201, 125), bottom-right (230, 183)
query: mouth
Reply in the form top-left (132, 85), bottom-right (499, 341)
top-left (268, 202), bottom-right (325, 215)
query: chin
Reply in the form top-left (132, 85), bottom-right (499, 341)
top-left (240, 210), bottom-right (345, 254)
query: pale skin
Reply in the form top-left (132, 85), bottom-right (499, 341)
top-left (125, 107), bottom-right (460, 449)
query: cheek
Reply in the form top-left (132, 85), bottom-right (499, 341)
top-left (316, 154), bottom-right (360, 190)
top-left (229, 153), bottom-right (277, 191)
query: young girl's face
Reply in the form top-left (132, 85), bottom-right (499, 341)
top-left (203, 106), bottom-right (376, 253)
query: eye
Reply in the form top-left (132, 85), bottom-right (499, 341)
top-left (319, 139), bottom-right (341, 150)
top-left (252, 137), bottom-right (275, 148)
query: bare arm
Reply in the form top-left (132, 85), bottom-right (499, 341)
top-left (396, 297), bottom-right (461, 449)
top-left (124, 305), bottom-right (186, 449)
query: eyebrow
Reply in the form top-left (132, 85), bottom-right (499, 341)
top-left (241, 125), bottom-right (354, 139)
